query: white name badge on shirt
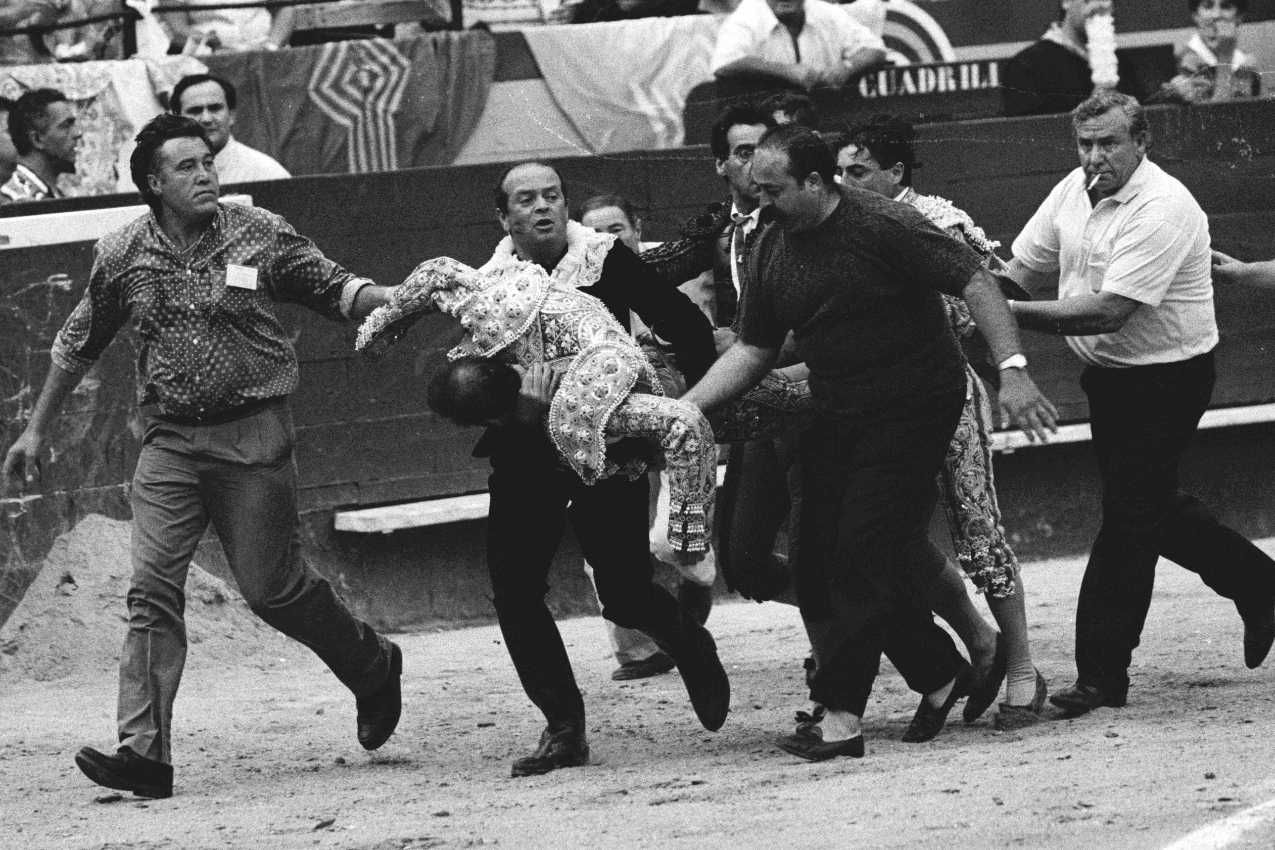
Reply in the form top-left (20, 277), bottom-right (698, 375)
top-left (225, 264), bottom-right (259, 291)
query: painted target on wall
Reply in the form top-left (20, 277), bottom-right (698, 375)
top-left (883, 0), bottom-right (956, 64)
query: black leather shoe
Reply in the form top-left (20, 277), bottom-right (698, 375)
top-left (902, 661), bottom-right (973, 743)
top-left (963, 632), bottom-right (1008, 723)
top-left (673, 624), bottom-right (730, 731)
top-left (612, 651), bottom-right (676, 681)
top-left (357, 642), bottom-right (402, 750)
top-left (510, 725), bottom-right (590, 777)
top-left (1048, 681), bottom-right (1126, 716)
top-left (74, 746), bottom-right (172, 799)
top-left (775, 706), bottom-right (865, 761)
top-left (678, 581), bottom-right (713, 626)
top-left (1240, 603), bottom-right (1275, 669)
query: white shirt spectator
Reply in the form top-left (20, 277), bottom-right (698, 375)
top-left (169, 0), bottom-right (286, 53)
top-left (1012, 157), bottom-right (1216, 368)
top-left (710, 0), bottom-right (884, 78)
top-left (215, 135), bottom-right (290, 184)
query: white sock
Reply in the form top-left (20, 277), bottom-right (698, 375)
top-left (819, 709), bottom-right (861, 741)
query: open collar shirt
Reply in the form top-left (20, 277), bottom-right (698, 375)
top-left (710, 0), bottom-right (883, 76)
top-left (1011, 157), bottom-right (1216, 368)
top-left (1, 164), bottom-right (58, 203)
top-left (52, 202), bottom-right (372, 420)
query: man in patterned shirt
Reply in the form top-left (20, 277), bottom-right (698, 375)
top-left (1, 114), bottom-right (402, 799)
top-left (0, 88), bottom-right (80, 204)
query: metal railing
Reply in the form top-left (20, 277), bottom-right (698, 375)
top-left (0, 0), bottom-right (463, 62)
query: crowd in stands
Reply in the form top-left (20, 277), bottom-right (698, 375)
top-left (0, 0), bottom-right (1267, 207)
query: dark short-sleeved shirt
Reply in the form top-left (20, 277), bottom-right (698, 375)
top-left (739, 186), bottom-right (982, 416)
top-left (51, 203), bottom-right (370, 420)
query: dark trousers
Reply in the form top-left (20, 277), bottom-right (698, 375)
top-left (716, 433), bottom-right (801, 601)
top-left (122, 401), bottom-right (392, 763)
top-left (796, 388), bottom-right (966, 716)
top-left (485, 429), bottom-right (694, 730)
top-left (1076, 351), bottom-right (1275, 696)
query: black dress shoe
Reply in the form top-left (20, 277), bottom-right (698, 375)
top-left (611, 651), bottom-right (676, 681)
top-left (75, 746), bottom-right (173, 799)
top-left (357, 642), bottom-right (402, 750)
top-left (511, 725), bottom-right (590, 777)
top-left (963, 632), bottom-right (1008, 723)
top-left (677, 581), bottom-right (713, 626)
top-left (775, 706), bottom-right (865, 761)
top-left (1048, 681), bottom-right (1126, 716)
top-left (902, 661), bottom-right (973, 743)
top-left (672, 624), bottom-right (730, 731)
top-left (1240, 603), bottom-right (1275, 669)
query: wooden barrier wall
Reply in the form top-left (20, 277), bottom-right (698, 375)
top-left (2, 99), bottom-right (1274, 628)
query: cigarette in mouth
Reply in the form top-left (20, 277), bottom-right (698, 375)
top-left (1086, 173), bottom-right (1101, 191)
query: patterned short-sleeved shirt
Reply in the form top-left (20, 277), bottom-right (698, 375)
top-left (52, 203), bottom-right (371, 420)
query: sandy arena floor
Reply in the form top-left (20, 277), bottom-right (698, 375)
top-left (3, 520), bottom-right (1275, 849)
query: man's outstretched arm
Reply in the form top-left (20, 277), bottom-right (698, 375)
top-left (2, 363), bottom-right (81, 496)
top-left (681, 340), bottom-right (778, 413)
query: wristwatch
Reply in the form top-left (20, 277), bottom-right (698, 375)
top-left (997, 353), bottom-right (1028, 371)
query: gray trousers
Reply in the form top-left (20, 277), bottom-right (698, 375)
top-left (119, 399), bottom-right (392, 763)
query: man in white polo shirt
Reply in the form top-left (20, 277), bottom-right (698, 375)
top-left (1006, 90), bottom-right (1275, 717)
top-left (710, 0), bottom-right (886, 92)
top-left (170, 73), bottom-right (290, 185)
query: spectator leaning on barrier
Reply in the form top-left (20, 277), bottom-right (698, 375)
top-left (165, 0), bottom-right (294, 54)
top-left (170, 73), bottom-right (290, 185)
top-left (1, 87), bottom-right (79, 203)
top-left (1153, 0), bottom-right (1259, 103)
top-left (710, 0), bottom-right (887, 92)
top-left (1002, 0), bottom-right (1125, 117)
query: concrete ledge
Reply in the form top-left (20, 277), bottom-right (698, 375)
top-left (991, 401), bottom-right (1275, 453)
top-left (335, 402), bottom-right (1275, 534)
top-left (335, 463), bottom-right (732, 534)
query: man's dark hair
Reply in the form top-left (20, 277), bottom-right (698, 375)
top-left (9, 89), bottom-right (70, 157)
top-left (578, 192), bottom-right (638, 226)
top-left (1188, 0), bottom-right (1246, 12)
top-left (845, 115), bottom-right (920, 187)
top-left (757, 124), bottom-right (836, 186)
top-left (709, 103), bottom-right (775, 161)
top-left (427, 357), bottom-right (522, 427)
top-left (1071, 90), bottom-right (1150, 144)
top-left (170, 73), bottom-right (237, 114)
top-left (760, 91), bottom-right (819, 129)
top-left (129, 114), bottom-right (212, 211)
top-left (493, 161), bottom-right (567, 213)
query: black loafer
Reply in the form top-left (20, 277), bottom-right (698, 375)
top-left (963, 632), bottom-right (1008, 723)
top-left (673, 624), bottom-right (730, 731)
top-left (357, 642), bottom-right (403, 750)
top-left (902, 661), bottom-right (973, 743)
top-left (74, 746), bottom-right (173, 799)
top-left (1048, 681), bottom-right (1126, 716)
top-left (611, 651), bottom-right (676, 681)
top-left (775, 707), bottom-right (864, 761)
top-left (511, 725), bottom-right (590, 777)
top-left (1240, 603), bottom-right (1275, 669)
